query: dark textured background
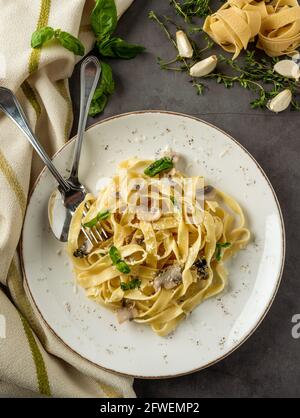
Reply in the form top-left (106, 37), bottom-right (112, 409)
top-left (69, 0), bottom-right (300, 398)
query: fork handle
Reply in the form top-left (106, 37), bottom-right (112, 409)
top-left (0, 87), bottom-right (70, 192)
top-left (69, 56), bottom-right (101, 186)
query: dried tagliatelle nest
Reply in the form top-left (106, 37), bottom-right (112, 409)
top-left (203, 0), bottom-right (300, 59)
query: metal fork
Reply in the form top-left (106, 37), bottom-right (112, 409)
top-left (81, 202), bottom-right (108, 246)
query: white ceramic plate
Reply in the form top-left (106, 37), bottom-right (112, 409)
top-left (21, 111), bottom-right (285, 378)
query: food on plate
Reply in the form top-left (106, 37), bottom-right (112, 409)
top-left (68, 155), bottom-right (250, 336)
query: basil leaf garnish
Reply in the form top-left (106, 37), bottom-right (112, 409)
top-left (89, 61), bottom-right (115, 117)
top-left (31, 26), bottom-right (55, 48)
top-left (91, 0), bottom-right (117, 39)
top-left (109, 246), bottom-right (131, 275)
top-left (120, 278), bottom-right (141, 291)
top-left (57, 30), bottom-right (85, 56)
top-left (83, 210), bottom-right (110, 228)
top-left (144, 157), bottom-right (174, 177)
top-left (98, 37), bottom-right (146, 59)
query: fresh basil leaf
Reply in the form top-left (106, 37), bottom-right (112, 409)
top-left (94, 61), bottom-right (115, 97)
top-left (215, 242), bottom-right (231, 262)
top-left (31, 26), bottom-right (55, 48)
top-left (89, 62), bottom-right (115, 117)
top-left (144, 157), bottom-right (174, 177)
top-left (109, 246), bottom-right (122, 265)
top-left (91, 0), bottom-right (117, 39)
top-left (116, 261), bottom-right (131, 275)
top-left (89, 94), bottom-right (108, 117)
top-left (83, 209), bottom-right (110, 228)
top-left (56, 30), bottom-right (85, 56)
top-left (98, 37), bottom-right (146, 59)
top-left (120, 278), bottom-right (141, 291)
top-left (109, 246), bottom-right (131, 274)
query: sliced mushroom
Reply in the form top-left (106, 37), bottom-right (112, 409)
top-left (117, 304), bottom-right (138, 324)
top-left (154, 264), bottom-right (182, 291)
top-left (192, 258), bottom-right (208, 280)
top-left (73, 239), bottom-right (93, 258)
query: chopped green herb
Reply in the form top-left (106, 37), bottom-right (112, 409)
top-left (109, 246), bottom-right (131, 274)
top-left (144, 157), bottom-right (174, 177)
top-left (215, 242), bottom-right (231, 262)
top-left (120, 278), bottom-right (141, 291)
top-left (83, 209), bottom-right (110, 228)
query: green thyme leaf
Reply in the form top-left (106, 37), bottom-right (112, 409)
top-left (91, 0), bottom-right (117, 39)
top-left (170, 0), bottom-right (212, 20)
top-left (144, 157), bottom-right (174, 177)
top-left (83, 210), bottom-right (110, 228)
top-left (215, 242), bottom-right (231, 262)
top-left (97, 37), bottom-right (145, 59)
top-left (56, 30), bottom-right (85, 56)
top-left (120, 278), bottom-right (141, 291)
top-left (31, 26), bottom-right (55, 48)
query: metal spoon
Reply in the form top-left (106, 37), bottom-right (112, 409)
top-left (48, 55), bottom-right (101, 241)
top-left (0, 56), bottom-right (101, 242)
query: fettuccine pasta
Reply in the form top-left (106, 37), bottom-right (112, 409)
top-left (203, 0), bottom-right (300, 58)
top-left (68, 157), bottom-right (250, 336)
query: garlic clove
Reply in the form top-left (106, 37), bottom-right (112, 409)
top-left (176, 30), bottom-right (193, 58)
top-left (267, 89), bottom-right (292, 113)
top-left (273, 59), bottom-right (300, 80)
top-left (189, 55), bottom-right (218, 77)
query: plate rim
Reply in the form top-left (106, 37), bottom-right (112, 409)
top-left (20, 110), bottom-right (286, 379)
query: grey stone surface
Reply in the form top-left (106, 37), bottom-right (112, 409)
top-left (69, 0), bottom-right (300, 398)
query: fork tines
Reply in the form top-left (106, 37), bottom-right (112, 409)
top-left (81, 202), bottom-right (108, 246)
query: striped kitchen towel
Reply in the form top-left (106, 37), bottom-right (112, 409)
top-left (0, 0), bottom-right (136, 398)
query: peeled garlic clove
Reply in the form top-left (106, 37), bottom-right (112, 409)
top-left (176, 30), bottom-right (193, 58)
top-left (189, 55), bottom-right (218, 77)
top-left (273, 60), bottom-right (300, 80)
top-left (267, 89), bottom-right (292, 113)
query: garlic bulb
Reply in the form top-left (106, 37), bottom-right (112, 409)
top-left (176, 30), bottom-right (193, 58)
top-left (267, 89), bottom-right (292, 113)
top-left (189, 55), bottom-right (218, 77)
top-left (273, 60), bottom-right (300, 80)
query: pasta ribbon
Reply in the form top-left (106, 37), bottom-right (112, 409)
top-left (68, 158), bottom-right (250, 336)
top-left (203, 0), bottom-right (300, 58)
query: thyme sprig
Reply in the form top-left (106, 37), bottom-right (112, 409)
top-left (149, 10), bottom-right (300, 111)
top-left (205, 52), bottom-right (300, 110)
top-left (170, 0), bottom-right (212, 20)
top-left (149, 11), bottom-right (212, 72)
